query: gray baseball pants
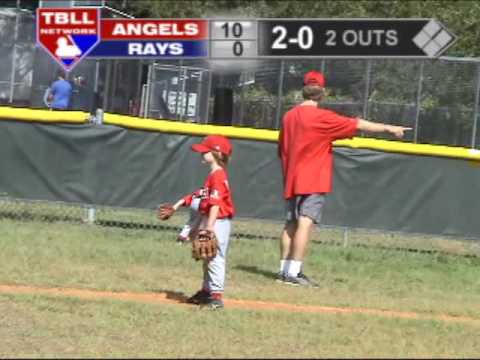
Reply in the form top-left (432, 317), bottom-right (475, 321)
top-left (185, 199), bottom-right (232, 293)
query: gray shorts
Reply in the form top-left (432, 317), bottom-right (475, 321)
top-left (286, 194), bottom-right (326, 224)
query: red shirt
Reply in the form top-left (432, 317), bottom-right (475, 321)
top-left (183, 168), bottom-right (235, 218)
top-left (278, 105), bottom-right (358, 199)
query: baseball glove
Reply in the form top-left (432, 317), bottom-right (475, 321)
top-left (192, 230), bottom-right (218, 261)
top-left (157, 203), bottom-right (175, 221)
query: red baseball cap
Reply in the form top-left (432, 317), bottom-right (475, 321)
top-left (191, 135), bottom-right (232, 156)
top-left (303, 71), bottom-right (325, 87)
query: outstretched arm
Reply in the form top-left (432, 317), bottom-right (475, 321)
top-left (172, 198), bottom-right (185, 211)
top-left (357, 119), bottom-right (412, 138)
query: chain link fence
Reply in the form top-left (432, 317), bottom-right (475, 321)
top-left (211, 58), bottom-right (480, 148)
top-left (1, 197), bottom-right (479, 259)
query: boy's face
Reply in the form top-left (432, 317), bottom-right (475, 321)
top-left (201, 151), bottom-right (215, 164)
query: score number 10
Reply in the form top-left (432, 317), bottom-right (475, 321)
top-left (220, 22), bottom-right (244, 56)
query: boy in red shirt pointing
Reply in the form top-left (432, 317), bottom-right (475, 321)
top-left (277, 71), bottom-right (411, 287)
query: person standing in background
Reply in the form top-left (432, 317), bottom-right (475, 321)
top-left (70, 75), bottom-right (94, 113)
top-left (47, 70), bottom-right (72, 110)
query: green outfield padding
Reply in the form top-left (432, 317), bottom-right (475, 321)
top-left (0, 119), bottom-right (479, 238)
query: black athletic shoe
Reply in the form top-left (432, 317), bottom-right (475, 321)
top-left (201, 297), bottom-right (224, 310)
top-left (283, 273), bottom-right (320, 288)
top-left (275, 271), bottom-right (286, 283)
top-left (186, 290), bottom-right (210, 304)
top-left (297, 272), bottom-right (320, 288)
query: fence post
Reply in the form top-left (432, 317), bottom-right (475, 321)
top-left (8, 11), bottom-right (20, 103)
top-left (413, 61), bottom-right (425, 143)
top-left (103, 60), bottom-right (112, 110)
top-left (179, 67), bottom-right (188, 121)
top-left (239, 75), bottom-right (245, 126)
top-left (262, 100), bottom-right (267, 126)
top-left (85, 206), bottom-right (96, 224)
top-left (205, 69), bottom-right (213, 124)
top-left (135, 60), bottom-right (143, 115)
top-left (139, 84), bottom-right (146, 117)
top-left (110, 60), bottom-right (119, 111)
top-left (144, 62), bottom-right (153, 118)
top-left (274, 60), bottom-right (285, 129)
top-left (195, 70), bottom-right (202, 123)
top-left (362, 60), bottom-right (372, 120)
top-left (175, 60), bottom-right (183, 120)
top-left (93, 60), bottom-right (100, 93)
top-left (343, 227), bottom-right (349, 248)
top-left (471, 62), bottom-right (480, 148)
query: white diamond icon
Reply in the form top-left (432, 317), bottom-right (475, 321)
top-left (423, 41), bottom-right (442, 57)
top-left (413, 31), bottom-right (431, 48)
top-left (423, 20), bottom-right (441, 36)
top-left (413, 20), bottom-right (457, 57)
top-left (434, 30), bottom-right (453, 47)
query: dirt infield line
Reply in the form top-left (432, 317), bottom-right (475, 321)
top-left (0, 284), bottom-right (478, 325)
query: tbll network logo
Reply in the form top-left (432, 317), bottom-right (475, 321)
top-left (36, 8), bottom-right (101, 71)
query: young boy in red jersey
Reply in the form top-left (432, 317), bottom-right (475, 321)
top-left (170, 135), bottom-right (234, 309)
top-left (278, 71), bottom-right (411, 286)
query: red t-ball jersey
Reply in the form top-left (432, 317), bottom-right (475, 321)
top-left (278, 105), bottom-right (359, 199)
top-left (183, 168), bottom-right (235, 218)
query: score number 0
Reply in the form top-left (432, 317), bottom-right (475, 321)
top-left (272, 25), bottom-right (314, 50)
top-left (221, 22), bottom-right (244, 56)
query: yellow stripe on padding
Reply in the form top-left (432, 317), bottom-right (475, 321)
top-left (0, 106), bottom-right (88, 123)
top-left (104, 113), bottom-right (279, 142)
top-left (1, 108), bottom-right (478, 162)
top-left (104, 113), bottom-right (480, 161)
top-left (334, 137), bottom-right (480, 161)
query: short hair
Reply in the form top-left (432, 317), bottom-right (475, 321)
top-left (56, 70), bottom-right (66, 79)
top-left (302, 85), bottom-right (324, 101)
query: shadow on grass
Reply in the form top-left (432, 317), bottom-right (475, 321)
top-left (150, 289), bottom-right (190, 303)
top-left (234, 265), bottom-right (277, 280)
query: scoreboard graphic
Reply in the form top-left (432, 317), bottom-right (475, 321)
top-left (91, 19), bottom-right (209, 58)
top-left (36, 8), bottom-right (457, 71)
top-left (37, 8), bottom-right (101, 70)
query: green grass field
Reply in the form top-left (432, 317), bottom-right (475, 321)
top-left (0, 218), bottom-right (479, 358)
